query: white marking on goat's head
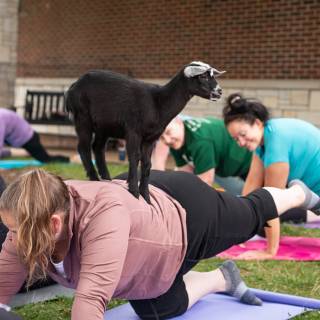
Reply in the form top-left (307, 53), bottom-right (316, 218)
top-left (183, 61), bottom-right (225, 101)
top-left (184, 61), bottom-right (226, 78)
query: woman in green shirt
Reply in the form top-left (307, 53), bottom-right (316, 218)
top-left (152, 116), bottom-right (253, 195)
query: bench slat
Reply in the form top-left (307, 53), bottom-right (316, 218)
top-left (24, 90), bottom-right (72, 125)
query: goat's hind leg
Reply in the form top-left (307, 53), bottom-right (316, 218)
top-left (139, 142), bottom-right (154, 204)
top-left (92, 133), bottom-right (111, 180)
top-left (126, 133), bottom-right (141, 199)
top-left (76, 125), bottom-right (99, 181)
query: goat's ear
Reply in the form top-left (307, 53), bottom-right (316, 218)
top-left (211, 68), bottom-right (226, 78)
top-left (184, 65), bottom-right (210, 78)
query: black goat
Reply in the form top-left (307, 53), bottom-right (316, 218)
top-left (66, 61), bottom-right (225, 203)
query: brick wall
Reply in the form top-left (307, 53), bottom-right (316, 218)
top-left (0, 0), bottom-right (18, 107)
top-left (17, 0), bottom-right (320, 80)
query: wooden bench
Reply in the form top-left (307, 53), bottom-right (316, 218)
top-left (24, 90), bottom-right (72, 125)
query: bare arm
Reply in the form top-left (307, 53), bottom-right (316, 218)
top-left (239, 162), bottom-right (289, 259)
top-left (177, 165), bottom-right (216, 187)
top-left (242, 154), bottom-right (264, 195)
top-left (238, 217), bottom-right (280, 260)
top-left (264, 217), bottom-right (281, 256)
top-left (197, 168), bottom-right (215, 186)
top-left (7, 148), bottom-right (29, 157)
top-left (175, 164), bottom-right (194, 173)
top-left (151, 140), bottom-right (170, 170)
top-left (264, 162), bottom-right (289, 189)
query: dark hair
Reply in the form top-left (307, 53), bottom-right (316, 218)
top-left (223, 93), bottom-right (270, 125)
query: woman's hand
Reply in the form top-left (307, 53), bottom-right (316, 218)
top-left (237, 250), bottom-right (275, 260)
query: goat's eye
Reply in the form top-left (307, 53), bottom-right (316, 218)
top-left (199, 74), bottom-right (208, 80)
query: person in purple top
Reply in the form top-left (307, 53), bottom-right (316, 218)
top-left (0, 108), bottom-right (69, 163)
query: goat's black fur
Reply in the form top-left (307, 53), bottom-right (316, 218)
top-left (66, 62), bottom-right (224, 203)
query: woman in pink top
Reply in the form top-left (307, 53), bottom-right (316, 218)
top-left (0, 169), bottom-right (318, 320)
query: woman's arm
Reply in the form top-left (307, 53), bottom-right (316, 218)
top-left (239, 162), bottom-right (289, 259)
top-left (264, 217), bottom-right (281, 256)
top-left (176, 164), bottom-right (194, 173)
top-left (197, 168), bottom-right (215, 186)
top-left (238, 217), bottom-right (280, 260)
top-left (242, 154), bottom-right (264, 195)
top-left (264, 162), bottom-right (289, 188)
top-left (151, 140), bottom-right (170, 170)
top-left (0, 233), bottom-right (27, 304)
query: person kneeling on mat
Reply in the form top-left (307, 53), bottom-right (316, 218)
top-left (0, 108), bottom-right (70, 163)
top-left (0, 169), bottom-right (318, 320)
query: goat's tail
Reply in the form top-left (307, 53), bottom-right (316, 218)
top-left (65, 81), bottom-right (84, 118)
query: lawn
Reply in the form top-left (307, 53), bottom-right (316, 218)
top-left (5, 162), bottom-right (320, 319)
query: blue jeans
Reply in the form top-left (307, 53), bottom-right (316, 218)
top-left (215, 175), bottom-right (245, 195)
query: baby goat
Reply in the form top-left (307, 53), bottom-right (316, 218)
top-left (66, 61), bottom-right (225, 203)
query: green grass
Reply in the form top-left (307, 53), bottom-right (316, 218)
top-left (11, 163), bottom-right (320, 319)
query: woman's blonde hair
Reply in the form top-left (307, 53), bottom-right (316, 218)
top-left (0, 168), bottom-right (70, 287)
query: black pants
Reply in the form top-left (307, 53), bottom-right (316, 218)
top-left (258, 208), bottom-right (307, 237)
top-left (21, 132), bottom-right (69, 163)
top-left (115, 170), bottom-right (278, 320)
top-left (0, 175), bottom-right (7, 249)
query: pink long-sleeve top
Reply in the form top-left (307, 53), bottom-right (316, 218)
top-left (0, 179), bottom-right (188, 320)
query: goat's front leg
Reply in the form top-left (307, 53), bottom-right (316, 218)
top-left (76, 126), bottom-right (99, 181)
top-left (139, 142), bottom-right (154, 204)
top-left (126, 133), bottom-right (141, 199)
top-left (92, 133), bottom-right (111, 180)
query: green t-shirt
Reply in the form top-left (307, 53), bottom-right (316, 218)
top-left (170, 117), bottom-right (252, 177)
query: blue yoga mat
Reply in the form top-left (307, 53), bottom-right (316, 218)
top-left (105, 289), bottom-right (319, 320)
top-left (0, 160), bottom-right (42, 169)
top-left (252, 288), bottom-right (320, 309)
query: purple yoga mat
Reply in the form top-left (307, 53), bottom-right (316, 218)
top-left (301, 221), bottom-right (320, 229)
top-left (252, 288), bottom-right (320, 309)
top-left (105, 289), bottom-right (318, 320)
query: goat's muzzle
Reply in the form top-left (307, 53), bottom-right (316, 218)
top-left (210, 86), bottom-right (222, 101)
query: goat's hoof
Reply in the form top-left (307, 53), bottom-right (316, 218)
top-left (100, 178), bottom-right (112, 181)
top-left (129, 189), bottom-right (140, 199)
top-left (89, 176), bottom-right (100, 181)
top-left (140, 191), bottom-right (151, 204)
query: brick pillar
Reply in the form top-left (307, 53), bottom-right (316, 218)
top-left (0, 0), bottom-right (18, 107)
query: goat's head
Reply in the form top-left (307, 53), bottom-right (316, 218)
top-left (184, 61), bottom-right (225, 101)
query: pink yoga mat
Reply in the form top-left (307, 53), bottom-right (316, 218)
top-left (217, 236), bottom-right (320, 261)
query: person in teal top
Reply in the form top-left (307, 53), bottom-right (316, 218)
top-left (255, 118), bottom-right (320, 195)
top-left (223, 93), bottom-right (320, 197)
top-left (221, 93), bottom-right (320, 245)
top-left (152, 116), bottom-right (253, 195)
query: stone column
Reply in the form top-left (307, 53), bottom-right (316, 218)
top-left (0, 0), bottom-right (19, 107)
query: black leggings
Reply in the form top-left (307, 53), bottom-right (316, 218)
top-left (258, 208), bottom-right (307, 237)
top-left (21, 132), bottom-right (69, 163)
top-left (115, 170), bottom-right (278, 320)
top-left (0, 176), bottom-right (7, 249)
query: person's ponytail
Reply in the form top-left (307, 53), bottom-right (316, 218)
top-left (0, 169), bottom-right (70, 287)
top-left (223, 93), bottom-right (270, 125)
